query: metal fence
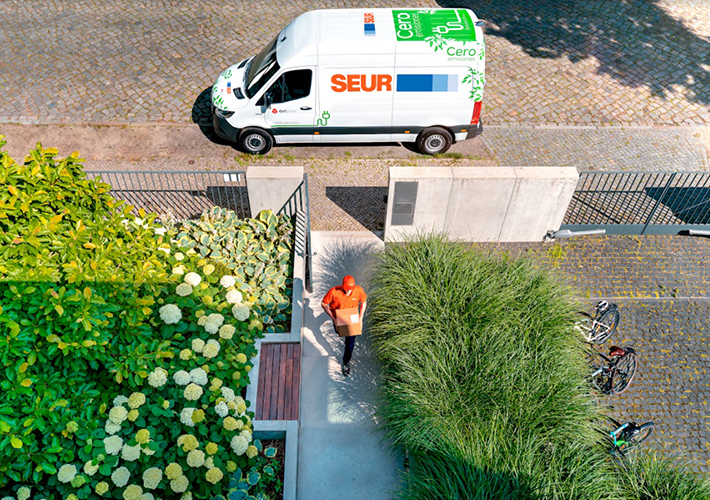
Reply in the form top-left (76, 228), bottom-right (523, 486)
top-left (278, 175), bottom-right (313, 292)
top-left (561, 172), bottom-right (710, 235)
top-left (85, 170), bottom-right (249, 220)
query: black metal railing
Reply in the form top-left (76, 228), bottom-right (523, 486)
top-left (86, 170), bottom-right (249, 220)
top-left (278, 175), bottom-right (313, 292)
top-left (561, 172), bottom-right (710, 235)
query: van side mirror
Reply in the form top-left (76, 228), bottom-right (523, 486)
top-left (263, 92), bottom-right (272, 108)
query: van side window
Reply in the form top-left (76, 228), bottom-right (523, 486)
top-left (263, 69), bottom-right (312, 104)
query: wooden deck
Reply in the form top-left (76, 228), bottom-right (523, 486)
top-left (255, 342), bottom-right (301, 421)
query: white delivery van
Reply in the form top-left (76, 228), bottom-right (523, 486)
top-left (211, 8), bottom-right (485, 155)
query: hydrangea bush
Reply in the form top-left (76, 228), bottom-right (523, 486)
top-left (0, 142), bottom-right (288, 499)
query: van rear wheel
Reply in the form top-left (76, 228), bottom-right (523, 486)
top-left (239, 128), bottom-right (273, 155)
top-left (417, 127), bottom-right (452, 155)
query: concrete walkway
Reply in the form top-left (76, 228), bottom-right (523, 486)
top-left (297, 231), bottom-right (401, 500)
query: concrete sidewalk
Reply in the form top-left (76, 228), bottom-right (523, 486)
top-left (297, 231), bottom-right (401, 499)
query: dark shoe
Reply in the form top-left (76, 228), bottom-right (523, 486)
top-left (341, 362), bottom-right (351, 376)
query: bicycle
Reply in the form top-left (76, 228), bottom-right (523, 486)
top-left (609, 418), bottom-right (655, 457)
top-left (590, 345), bottom-right (637, 395)
top-left (575, 300), bottom-right (620, 344)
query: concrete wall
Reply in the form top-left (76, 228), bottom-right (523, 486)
top-left (384, 166), bottom-right (578, 242)
top-left (246, 166), bottom-right (304, 217)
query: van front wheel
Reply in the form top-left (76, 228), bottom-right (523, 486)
top-left (239, 128), bottom-right (273, 155)
top-left (417, 127), bottom-right (452, 155)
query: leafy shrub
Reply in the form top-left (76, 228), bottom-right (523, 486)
top-left (175, 208), bottom-right (294, 333)
top-left (0, 141), bottom-right (289, 499)
top-left (617, 451), bottom-right (710, 500)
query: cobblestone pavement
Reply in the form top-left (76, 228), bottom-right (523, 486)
top-left (484, 126), bottom-right (709, 171)
top-left (1, 0), bottom-right (709, 126)
top-left (481, 235), bottom-right (710, 473)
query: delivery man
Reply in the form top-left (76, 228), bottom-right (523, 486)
top-left (321, 275), bottom-right (367, 376)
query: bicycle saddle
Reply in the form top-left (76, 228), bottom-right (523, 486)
top-left (609, 346), bottom-right (625, 357)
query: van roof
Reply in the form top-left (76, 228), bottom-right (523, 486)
top-left (277, 8), bottom-right (482, 65)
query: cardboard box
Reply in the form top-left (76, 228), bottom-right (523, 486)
top-left (335, 307), bottom-right (362, 337)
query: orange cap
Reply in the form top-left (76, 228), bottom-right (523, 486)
top-left (342, 275), bottom-right (356, 291)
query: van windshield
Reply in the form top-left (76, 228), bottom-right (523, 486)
top-left (245, 35), bottom-right (281, 99)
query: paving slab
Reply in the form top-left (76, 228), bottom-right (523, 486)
top-left (298, 231), bottom-right (401, 499)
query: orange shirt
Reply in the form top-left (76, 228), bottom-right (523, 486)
top-left (322, 285), bottom-right (367, 312)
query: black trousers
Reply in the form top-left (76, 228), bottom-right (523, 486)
top-left (343, 335), bottom-right (356, 365)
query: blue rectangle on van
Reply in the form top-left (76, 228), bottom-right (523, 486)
top-left (397, 74), bottom-right (458, 92)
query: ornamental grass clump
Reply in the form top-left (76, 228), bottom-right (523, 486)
top-left (369, 235), bottom-right (614, 499)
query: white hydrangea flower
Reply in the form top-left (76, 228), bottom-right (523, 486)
top-left (142, 467), bottom-right (163, 490)
top-left (121, 443), bottom-right (141, 462)
top-left (103, 435), bottom-right (124, 455)
top-left (173, 370), bottom-right (191, 386)
top-left (188, 368), bottom-right (208, 386)
top-left (220, 275), bottom-right (236, 288)
top-left (170, 475), bottom-right (189, 493)
top-left (176, 283), bottom-right (193, 297)
top-left (191, 338), bottom-right (205, 353)
top-left (181, 493), bottom-right (193, 500)
top-left (17, 487), bottom-right (31, 500)
top-left (57, 464), bottom-right (77, 483)
top-left (215, 401), bottom-right (229, 418)
top-left (172, 265), bottom-right (185, 275)
top-left (105, 420), bottom-right (121, 435)
top-left (108, 405), bottom-right (128, 425)
top-left (186, 449), bottom-right (205, 468)
top-left (175, 252), bottom-right (185, 261)
top-left (232, 303), bottom-right (250, 321)
top-left (184, 272), bottom-right (201, 286)
top-left (226, 289), bottom-right (243, 304)
top-left (219, 324), bottom-right (236, 340)
top-left (111, 466), bottom-right (131, 487)
top-left (202, 339), bottom-right (221, 359)
top-left (154, 227), bottom-right (167, 236)
top-left (180, 408), bottom-right (196, 427)
top-left (84, 460), bottom-right (99, 476)
top-left (148, 368), bottom-right (168, 388)
top-left (113, 395), bottom-right (129, 406)
top-left (197, 315), bottom-right (209, 327)
top-left (159, 304), bottom-right (182, 324)
top-left (221, 387), bottom-right (236, 402)
top-left (240, 429), bottom-right (252, 442)
top-left (204, 313), bottom-right (225, 334)
top-left (230, 435), bottom-right (249, 455)
top-left (141, 494), bottom-right (155, 500)
top-left (183, 383), bottom-right (203, 401)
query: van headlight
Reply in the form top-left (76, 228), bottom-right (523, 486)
top-left (215, 108), bottom-right (234, 119)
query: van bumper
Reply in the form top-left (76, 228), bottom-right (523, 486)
top-left (212, 106), bottom-right (240, 143)
top-left (466, 120), bottom-right (483, 140)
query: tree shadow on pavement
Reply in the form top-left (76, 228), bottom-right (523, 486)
top-left (440, 0), bottom-right (710, 105)
top-left (308, 236), bottom-right (387, 426)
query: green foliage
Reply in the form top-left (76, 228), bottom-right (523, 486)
top-left (369, 234), bottom-right (614, 499)
top-left (369, 234), bottom-right (706, 499)
top-left (617, 451), bottom-right (710, 500)
top-left (0, 141), bottom-right (290, 498)
top-left (0, 140), bottom-right (171, 284)
top-left (175, 207), bottom-right (294, 333)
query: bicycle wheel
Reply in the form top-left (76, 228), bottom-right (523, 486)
top-left (610, 352), bottom-right (637, 395)
top-left (590, 308), bottom-right (620, 344)
top-left (622, 422), bottom-right (654, 453)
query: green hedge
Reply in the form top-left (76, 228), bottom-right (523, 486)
top-left (0, 139), bottom-right (290, 499)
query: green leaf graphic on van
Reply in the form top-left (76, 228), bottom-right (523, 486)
top-left (425, 34), bottom-right (448, 52)
top-left (393, 9), bottom-right (477, 42)
top-left (316, 111), bottom-right (331, 126)
top-left (462, 68), bottom-right (485, 101)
